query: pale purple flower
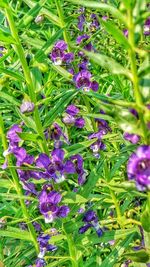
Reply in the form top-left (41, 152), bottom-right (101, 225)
top-left (20, 101), bottom-right (34, 113)
top-left (123, 132), bottom-right (140, 144)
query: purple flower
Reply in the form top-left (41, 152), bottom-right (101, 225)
top-left (20, 101), bottom-right (34, 113)
top-left (50, 40), bottom-right (74, 65)
top-left (127, 145), bottom-right (150, 191)
top-left (63, 114), bottom-right (76, 125)
top-left (7, 124), bottom-right (22, 145)
top-left (75, 117), bottom-right (85, 128)
top-left (102, 16), bottom-right (108, 21)
top-left (78, 14), bottom-right (85, 31)
top-left (90, 81), bottom-right (99, 91)
top-left (76, 34), bottom-right (93, 51)
top-left (73, 70), bottom-right (98, 92)
top-left (55, 40), bottom-right (67, 51)
top-left (39, 185), bottom-right (70, 222)
top-left (79, 210), bottom-right (103, 237)
top-left (144, 17), bottom-right (150, 35)
top-left (70, 154), bottom-right (87, 185)
top-left (66, 105), bottom-right (79, 116)
top-left (90, 14), bottom-right (100, 31)
top-left (123, 132), bottom-right (140, 144)
top-left (73, 70), bottom-right (91, 90)
top-left (79, 223), bottom-right (92, 233)
top-left (38, 233), bottom-right (57, 258)
top-left (0, 46), bottom-right (4, 57)
top-left (35, 258), bottom-right (46, 267)
top-left (123, 29), bottom-right (128, 37)
top-left (83, 210), bottom-right (98, 223)
top-left (63, 52), bottom-right (74, 64)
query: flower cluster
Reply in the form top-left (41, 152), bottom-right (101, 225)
top-left (50, 40), bottom-right (74, 65)
top-left (62, 104), bottom-right (85, 128)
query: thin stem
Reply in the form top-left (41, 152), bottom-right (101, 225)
top-left (110, 190), bottom-right (123, 227)
top-left (55, 0), bottom-right (71, 51)
top-left (0, 116), bottom-right (39, 253)
top-left (5, 6), bottom-right (49, 154)
top-left (128, 9), bottom-right (148, 144)
top-left (63, 226), bottom-right (78, 267)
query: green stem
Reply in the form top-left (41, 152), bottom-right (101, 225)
top-left (5, 6), bottom-right (49, 154)
top-left (0, 116), bottom-right (39, 253)
top-left (55, 0), bottom-right (71, 51)
top-left (110, 190), bottom-right (123, 227)
top-left (128, 9), bottom-right (148, 144)
top-left (63, 226), bottom-right (78, 267)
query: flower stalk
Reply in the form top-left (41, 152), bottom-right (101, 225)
top-left (128, 9), bottom-right (148, 144)
top-left (5, 6), bottom-right (49, 154)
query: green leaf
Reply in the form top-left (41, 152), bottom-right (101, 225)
top-left (15, 108), bottom-right (37, 132)
top-left (65, 138), bottom-right (97, 158)
top-left (101, 20), bottom-right (131, 49)
top-left (83, 51), bottom-right (132, 79)
top-left (0, 229), bottom-right (31, 241)
top-left (23, 0), bottom-right (60, 26)
top-left (77, 228), bottom-right (139, 245)
top-left (18, 132), bottom-right (41, 142)
top-left (51, 64), bottom-right (72, 81)
top-left (141, 208), bottom-right (150, 232)
top-left (100, 234), bottom-right (136, 267)
top-left (81, 158), bottom-right (104, 198)
top-left (124, 250), bottom-right (149, 263)
top-left (65, 0), bottom-right (127, 25)
top-left (19, 0), bottom-right (47, 27)
top-left (44, 90), bottom-right (77, 128)
top-left (34, 28), bottom-right (64, 61)
top-left (0, 91), bottom-right (20, 106)
top-left (0, 67), bottom-right (24, 81)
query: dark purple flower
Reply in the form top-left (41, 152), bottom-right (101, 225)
top-left (50, 123), bottom-right (68, 145)
top-left (70, 154), bottom-right (87, 185)
top-left (50, 40), bottom-right (67, 65)
top-left (63, 52), bottom-right (74, 64)
top-left (33, 222), bottom-right (41, 232)
top-left (57, 205), bottom-right (70, 218)
top-left (64, 160), bottom-right (76, 174)
top-left (38, 233), bottom-right (57, 258)
top-left (127, 145), bottom-right (150, 190)
top-left (39, 186), bottom-right (69, 222)
top-left (20, 101), bottom-right (34, 113)
top-left (90, 81), bottom-right (99, 91)
top-left (75, 118), bottom-right (85, 128)
top-left (123, 132), bottom-right (140, 144)
top-left (90, 14), bottom-right (100, 31)
top-left (79, 223), bottom-right (92, 234)
top-left (129, 108), bottom-right (139, 119)
top-left (36, 153), bottom-right (51, 169)
top-left (83, 210), bottom-right (98, 223)
top-left (66, 105), bottom-right (79, 116)
top-left (76, 34), bottom-right (90, 45)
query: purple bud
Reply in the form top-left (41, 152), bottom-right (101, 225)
top-left (20, 101), bottom-right (34, 113)
top-left (75, 118), bottom-right (85, 128)
top-left (90, 81), bottom-right (99, 91)
top-left (66, 105), bottom-right (80, 116)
